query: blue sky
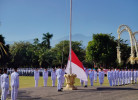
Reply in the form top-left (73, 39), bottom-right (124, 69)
top-left (0, 0), bottom-right (138, 46)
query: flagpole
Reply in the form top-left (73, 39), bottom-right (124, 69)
top-left (64, 0), bottom-right (77, 90)
top-left (69, 0), bottom-right (72, 74)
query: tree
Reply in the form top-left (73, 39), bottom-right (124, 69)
top-left (52, 40), bottom-right (85, 66)
top-left (0, 34), bottom-right (9, 67)
top-left (42, 32), bottom-right (53, 49)
top-left (10, 42), bottom-right (35, 67)
top-left (86, 33), bottom-right (117, 68)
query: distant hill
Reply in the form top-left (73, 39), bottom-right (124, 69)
top-left (6, 34), bottom-right (92, 47)
top-left (51, 34), bottom-right (92, 47)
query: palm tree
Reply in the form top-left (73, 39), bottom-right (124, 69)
top-left (42, 32), bottom-right (53, 49)
top-left (0, 34), bottom-right (8, 58)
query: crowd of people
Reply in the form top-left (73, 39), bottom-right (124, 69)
top-left (0, 67), bottom-right (138, 100)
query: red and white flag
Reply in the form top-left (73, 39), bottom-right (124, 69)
top-left (65, 50), bottom-right (88, 81)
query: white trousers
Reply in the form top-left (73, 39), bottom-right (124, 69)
top-left (1, 88), bottom-right (8, 100)
top-left (11, 86), bottom-right (18, 100)
top-left (122, 78), bottom-right (125, 85)
top-left (43, 79), bottom-right (48, 86)
top-left (52, 79), bottom-right (56, 86)
top-left (35, 80), bottom-right (39, 87)
top-left (80, 80), bottom-right (84, 86)
top-left (125, 78), bottom-right (128, 84)
top-left (85, 81), bottom-right (88, 86)
top-left (128, 78), bottom-right (131, 84)
top-left (119, 78), bottom-right (122, 85)
top-left (57, 77), bottom-right (62, 90)
top-left (90, 78), bottom-right (94, 86)
top-left (113, 79), bottom-right (115, 86)
top-left (134, 77), bottom-right (137, 83)
top-left (116, 78), bottom-right (118, 85)
top-left (94, 77), bottom-right (97, 82)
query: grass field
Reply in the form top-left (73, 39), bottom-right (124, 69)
top-left (9, 76), bottom-right (110, 89)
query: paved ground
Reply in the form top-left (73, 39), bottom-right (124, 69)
top-left (7, 84), bottom-right (138, 100)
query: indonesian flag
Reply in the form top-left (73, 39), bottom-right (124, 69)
top-left (65, 50), bottom-right (88, 81)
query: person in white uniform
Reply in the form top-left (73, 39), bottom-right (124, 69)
top-left (122, 69), bottom-right (125, 85)
top-left (43, 68), bottom-right (48, 87)
top-left (134, 69), bottom-right (137, 84)
top-left (89, 69), bottom-right (94, 86)
top-left (34, 68), bottom-right (39, 87)
top-left (112, 69), bottom-right (116, 86)
top-left (84, 67), bottom-right (89, 87)
top-left (51, 68), bottom-right (56, 87)
top-left (11, 67), bottom-right (19, 100)
top-left (1, 69), bottom-right (9, 100)
top-left (107, 69), bottom-right (113, 86)
top-left (94, 70), bottom-right (97, 82)
top-left (125, 69), bottom-right (128, 85)
top-left (0, 69), bottom-right (2, 93)
top-left (119, 69), bottom-right (122, 86)
top-left (116, 69), bottom-right (119, 86)
top-left (62, 68), bottom-right (65, 86)
top-left (99, 69), bottom-right (104, 86)
top-left (56, 66), bottom-right (63, 92)
top-left (128, 69), bottom-right (131, 84)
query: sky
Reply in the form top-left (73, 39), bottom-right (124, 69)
top-left (0, 0), bottom-right (138, 46)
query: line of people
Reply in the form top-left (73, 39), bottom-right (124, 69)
top-left (34, 67), bottom-right (65, 91)
top-left (107, 69), bottom-right (138, 86)
top-left (80, 68), bottom-right (104, 87)
top-left (0, 68), bottom-right (19, 100)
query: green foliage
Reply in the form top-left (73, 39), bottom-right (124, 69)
top-left (86, 33), bottom-right (117, 67)
top-left (52, 40), bottom-right (85, 66)
top-left (42, 32), bottom-right (53, 49)
top-left (0, 34), bottom-right (9, 67)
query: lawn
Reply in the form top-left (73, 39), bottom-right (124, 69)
top-left (9, 76), bottom-right (110, 89)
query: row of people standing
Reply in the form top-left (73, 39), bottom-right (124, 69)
top-left (107, 69), bottom-right (138, 86)
top-left (34, 67), bottom-right (65, 91)
top-left (0, 68), bottom-right (19, 100)
top-left (80, 68), bottom-right (104, 87)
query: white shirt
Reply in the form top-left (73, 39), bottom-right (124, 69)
top-left (56, 68), bottom-right (62, 79)
top-left (51, 70), bottom-right (56, 80)
top-left (11, 72), bottom-right (19, 88)
top-left (43, 70), bottom-right (48, 79)
top-left (1, 73), bottom-right (9, 89)
top-left (89, 70), bottom-right (94, 79)
top-left (34, 70), bottom-right (39, 80)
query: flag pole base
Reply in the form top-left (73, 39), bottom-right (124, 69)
top-left (64, 74), bottom-right (77, 90)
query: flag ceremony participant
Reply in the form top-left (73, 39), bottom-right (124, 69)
top-left (125, 69), bottom-right (128, 85)
top-left (51, 68), bottom-right (56, 87)
top-left (34, 68), bottom-right (39, 87)
top-left (134, 69), bottom-right (137, 84)
top-left (116, 69), bottom-right (119, 86)
top-left (89, 69), bottom-right (94, 86)
top-left (99, 69), bottom-right (104, 86)
top-left (80, 79), bottom-right (84, 86)
top-left (122, 69), bottom-right (125, 85)
top-left (1, 69), bottom-right (9, 100)
top-left (128, 69), bottom-right (131, 84)
top-left (56, 66), bottom-right (63, 92)
top-left (43, 68), bottom-right (48, 87)
top-left (84, 67), bottom-right (89, 87)
top-left (112, 69), bottom-right (116, 86)
top-left (0, 69), bottom-right (2, 92)
top-left (107, 69), bottom-right (113, 86)
top-left (94, 70), bottom-right (97, 83)
top-left (11, 67), bottom-right (19, 100)
top-left (62, 68), bottom-right (65, 86)
top-left (119, 69), bottom-right (122, 86)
